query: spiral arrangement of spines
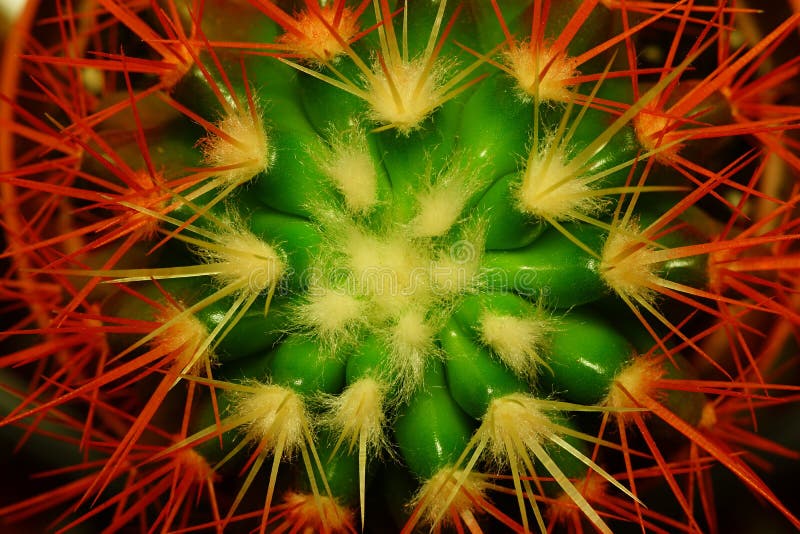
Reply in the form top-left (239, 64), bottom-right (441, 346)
top-left (1, 1), bottom-right (799, 533)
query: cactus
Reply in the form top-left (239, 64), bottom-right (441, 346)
top-left (1, 1), bottom-right (799, 532)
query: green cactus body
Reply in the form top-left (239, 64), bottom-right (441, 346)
top-left (1, 1), bottom-right (800, 533)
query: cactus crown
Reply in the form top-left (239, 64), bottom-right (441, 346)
top-left (1, 1), bottom-right (799, 533)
